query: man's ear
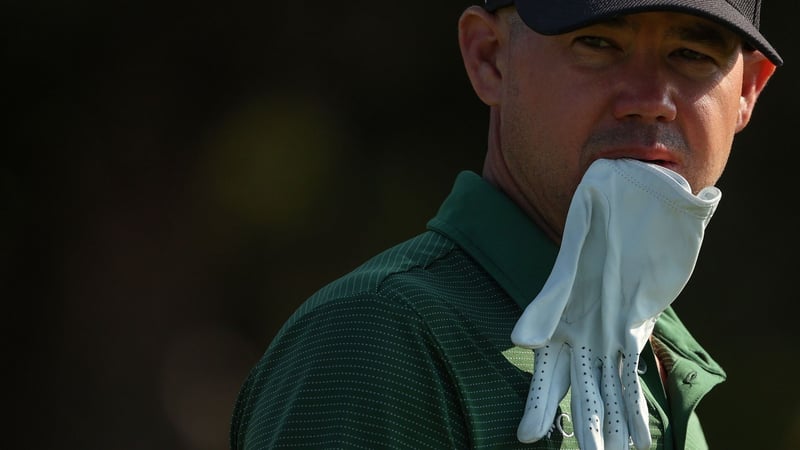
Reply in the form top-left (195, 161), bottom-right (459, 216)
top-left (736, 51), bottom-right (777, 132)
top-left (458, 6), bottom-right (506, 106)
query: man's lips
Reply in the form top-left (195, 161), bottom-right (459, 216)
top-left (583, 123), bottom-right (689, 172)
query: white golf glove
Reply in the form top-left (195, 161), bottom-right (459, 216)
top-left (511, 158), bottom-right (721, 449)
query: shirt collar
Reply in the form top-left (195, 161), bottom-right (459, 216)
top-left (426, 171), bottom-right (559, 310)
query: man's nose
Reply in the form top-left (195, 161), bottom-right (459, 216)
top-left (612, 59), bottom-right (678, 123)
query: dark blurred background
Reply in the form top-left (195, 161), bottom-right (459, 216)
top-left (5, 1), bottom-right (798, 449)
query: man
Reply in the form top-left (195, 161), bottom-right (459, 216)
top-left (230, 1), bottom-right (780, 448)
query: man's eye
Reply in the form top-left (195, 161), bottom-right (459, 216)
top-left (674, 48), bottom-right (713, 62)
top-left (576, 36), bottom-right (614, 49)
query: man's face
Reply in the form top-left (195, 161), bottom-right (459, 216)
top-left (496, 11), bottom-right (757, 235)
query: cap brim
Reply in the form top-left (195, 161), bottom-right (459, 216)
top-left (511, 0), bottom-right (783, 66)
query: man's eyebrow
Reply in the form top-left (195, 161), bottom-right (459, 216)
top-left (667, 22), bottom-right (738, 50)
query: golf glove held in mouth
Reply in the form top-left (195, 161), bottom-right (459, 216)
top-left (511, 158), bottom-right (721, 450)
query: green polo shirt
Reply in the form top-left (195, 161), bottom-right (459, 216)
top-left (230, 170), bottom-right (726, 449)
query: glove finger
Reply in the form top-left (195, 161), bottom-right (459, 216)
top-left (517, 344), bottom-right (571, 443)
top-left (600, 354), bottom-right (630, 450)
top-left (512, 191), bottom-right (593, 347)
top-left (622, 351), bottom-right (652, 449)
top-left (570, 346), bottom-right (604, 450)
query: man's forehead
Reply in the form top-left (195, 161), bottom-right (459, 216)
top-left (587, 11), bottom-right (732, 31)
